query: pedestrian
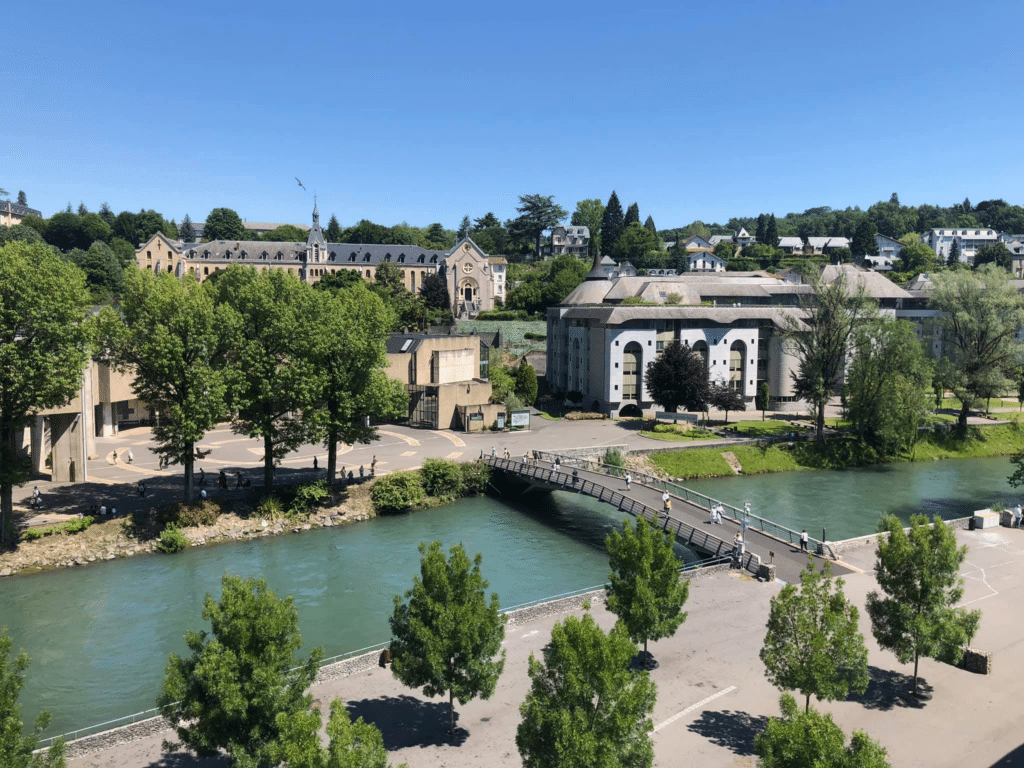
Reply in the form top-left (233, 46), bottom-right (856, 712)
top-left (504, 448), bottom-right (510, 460)
top-left (112, 449), bottom-right (118, 463)
top-left (137, 480), bottom-right (146, 498)
top-left (663, 493), bottom-right (672, 517)
top-left (523, 452), bottom-right (529, 466)
top-left (200, 489), bottom-right (207, 502)
top-left (359, 465), bottom-right (365, 478)
top-left (348, 470), bottom-right (354, 482)
top-left (371, 456), bottom-right (377, 476)
top-left (734, 531), bottom-right (745, 557)
top-left (1014, 504), bottom-right (1022, 529)
top-left (554, 456), bottom-right (561, 471)
top-left (198, 467), bottom-right (207, 486)
top-left (127, 449), bottom-right (134, 464)
top-left (236, 471), bottom-right (244, 489)
top-left (491, 446), bottom-right (496, 457)
top-left (340, 466), bottom-right (346, 484)
top-left (219, 470), bottom-right (228, 489)
top-left (624, 472), bottom-right (631, 491)
top-left (800, 529), bottom-right (809, 552)
top-left (313, 455), bottom-right (318, 470)
top-left (110, 507), bottom-right (116, 517)
top-left (99, 505), bottom-right (107, 516)
top-left (31, 486), bottom-right (41, 509)
top-left (716, 504), bottom-right (724, 524)
top-left (571, 468), bottom-right (579, 485)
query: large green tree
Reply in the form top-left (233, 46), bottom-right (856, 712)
top-left (273, 698), bottom-right (408, 768)
top-left (202, 207), bottom-right (248, 241)
top-left (600, 191), bottom-right (625, 259)
top-left (894, 241), bottom-right (935, 274)
top-left (929, 265), bottom-right (1024, 431)
top-left (612, 222), bottom-right (659, 266)
top-left (644, 340), bottom-right (709, 413)
top-left (179, 214), bottom-right (196, 243)
top-left (158, 574), bottom-right (322, 768)
top-left (0, 242), bottom-right (92, 545)
top-left (389, 541), bottom-right (507, 734)
top-left (755, 693), bottom-right (891, 768)
top-left (851, 219), bottom-right (878, 256)
top-left (212, 267), bottom-right (322, 490)
top-left (708, 381), bottom-right (746, 423)
top-left (516, 612), bottom-right (657, 768)
top-left (571, 198), bottom-right (605, 258)
top-left (606, 516), bottom-right (689, 658)
top-left (100, 268), bottom-right (231, 501)
top-left (972, 242), bottom-right (1012, 270)
top-left (516, 194), bottom-right (568, 260)
top-left (0, 631), bottom-right (66, 768)
top-left (866, 514), bottom-right (981, 697)
top-left (307, 283), bottom-right (408, 485)
top-left (783, 269), bottom-right (876, 443)
top-left (760, 560), bottom-right (869, 713)
top-left (846, 318), bottom-right (932, 458)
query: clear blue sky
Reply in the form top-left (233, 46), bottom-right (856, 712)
top-left (5, 0), bottom-right (1022, 232)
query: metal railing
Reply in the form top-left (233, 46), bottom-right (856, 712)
top-left (508, 453), bottom-right (836, 559)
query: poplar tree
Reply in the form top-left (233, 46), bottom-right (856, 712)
top-left (643, 215), bottom-right (657, 234)
top-left (866, 514), bottom-right (981, 697)
top-left (761, 560), bottom-right (869, 713)
top-left (947, 238), bottom-right (960, 266)
top-left (601, 191), bottom-right (625, 257)
top-left (178, 214), bottom-right (196, 243)
top-left (606, 516), bottom-right (689, 660)
top-left (765, 213), bottom-right (779, 247)
top-left (389, 541), bottom-right (507, 734)
top-left (623, 202), bottom-right (640, 227)
top-left (755, 213), bottom-right (767, 243)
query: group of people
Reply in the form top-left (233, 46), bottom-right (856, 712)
top-left (709, 502), bottom-right (725, 524)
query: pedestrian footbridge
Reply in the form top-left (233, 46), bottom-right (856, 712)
top-left (482, 454), bottom-right (848, 584)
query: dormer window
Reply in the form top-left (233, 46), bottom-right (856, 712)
top-left (260, 251), bottom-right (268, 260)
top-left (384, 253), bottom-right (392, 261)
top-left (398, 254), bottom-right (405, 263)
top-left (363, 254), bottom-right (371, 262)
top-left (418, 254), bottom-right (425, 263)
top-left (239, 251), bottom-right (247, 260)
top-left (275, 252), bottom-right (283, 261)
top-left (329, 251), bottom-right (336, 261)
top-left (349, 253), bottom-right (356, 262)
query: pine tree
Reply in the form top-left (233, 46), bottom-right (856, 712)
top-left (948, 238), bottom-right (961, 266)
top-left (643, 215), bottom-right (657, 234)
top-left (77, 202), bottom-right (88, 215)
top-left (765, 214), bottom-right (779, 248)
top-left (16, 190), bottom-right (27, 206)
top-left (98, 202), bottom-right (115, 226)
top-left (457, 215), bottom-right (471, 241)
top-left (601, 191), bottom-right (625, 257)
top-left (325, 214), bottom-right (343, 243)
top-left (179, 214), bottom-right (196, 243)
top-left (755, 213), bottom-right (767, 243)
top-left (624, 202), bottom-right (640, 227)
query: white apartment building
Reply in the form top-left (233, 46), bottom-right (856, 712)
top-left (921, 227), bottom-right (1000, 264)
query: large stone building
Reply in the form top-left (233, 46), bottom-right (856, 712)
top-left (0, 199), bottom-right (42, 226)
top-left (135, 206), bottom-right (506, 318)
top-left (546, 257), bottom-right (911, 416)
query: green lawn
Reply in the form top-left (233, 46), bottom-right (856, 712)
top-left (648, 450), bottom-right (733, 478)
top-left (729, 445), bottom-right (807, 474)
top-left (721, 420), bottom-right (794, 437)
top-left (939, 396), bottom-right (1020, 411)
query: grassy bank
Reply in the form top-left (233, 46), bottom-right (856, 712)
top-left (647, 423), bottom-right (1024, 480)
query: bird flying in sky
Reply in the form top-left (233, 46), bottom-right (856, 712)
top-left (295, 177), bottom-right (306, 190)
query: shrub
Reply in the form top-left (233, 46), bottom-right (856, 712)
top-left (22, 516), bottom-right (95, 541)
top-left (515, 362), bottom-right (538, 406)
top-left (371, 472), bottom-right (426, 513)
top-left (564, 411), bottom-right (607, 421)
top-left (289, 480), bottom-right (330, 515)
top-left (175, 501), bottom-right (220, 527)
top-left (256, 496), bottom-right (286, 520)
top-left (460, 461), bottom-right (491, 494)
top-left (523, 332), bottom-right (547, 340)
top-left (157, 525), bottom-right (189, 553)
top-left (421, 458), bottom-right (465, 498)
top-left (476, 310), bottom-right (528, 321)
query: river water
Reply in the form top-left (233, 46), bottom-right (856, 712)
top-left (1, 455), bottom-right (1015, 738)
top-left (0, 489), bottom-right (697, 738)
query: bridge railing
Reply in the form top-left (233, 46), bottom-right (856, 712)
top-left (484, 457), bottom-right (760, 572)
top-left (526, 452), bottom-right (835, 559)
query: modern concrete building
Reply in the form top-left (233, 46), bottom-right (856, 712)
top-left (921, 227), bottom-right (1000, 264)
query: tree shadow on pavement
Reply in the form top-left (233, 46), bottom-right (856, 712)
top-left (687, 709), bottom-right (768, 755)
top-left (346, 695), bottom-right (469, 749)
top-left (990, 742), bottom-right (1024, 766)
top-left (848, 666), bottom-right (933, 711)
top-left (145, 750), bottom-right (227, 767)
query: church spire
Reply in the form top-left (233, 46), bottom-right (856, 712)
top-left (312, 195), bottom-right (319, 226)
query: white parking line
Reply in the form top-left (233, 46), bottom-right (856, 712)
top-left (653, 686), bottom-right (736, 733)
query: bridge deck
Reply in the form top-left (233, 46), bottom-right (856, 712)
top-left (485, 456), bottom-right (849, 584)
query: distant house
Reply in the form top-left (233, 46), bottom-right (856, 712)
top-left (734, 228), bottom-right (756, 247)
top-left (688, 252), bottom-right (726, 272)
top-left (921, 227), bottom-right (1000, 264)
top-left (708, 234), bottom-right (733, 247)
top-left (681, 234), bottom-right (714, 251)
top-left (805, 236), bottom-right (851, 255)
top-left (0, 200), bottom-right (42, 226)
top-left (549, 225), bottom-right (590, 257)
top-left (875, 234), bottom-right (904, 264)
top-left (777, 236), bottom-right (803, 254)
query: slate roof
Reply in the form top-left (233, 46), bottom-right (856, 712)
top-left (181, 240), bottom-right (447, 266)
top-left (778, 236), bottom-right (803, 249)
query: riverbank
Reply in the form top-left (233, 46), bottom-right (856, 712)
top-left (0, 482), bottom-right (380, 578)
top-left (644, 422), bottom-right (1024, 480)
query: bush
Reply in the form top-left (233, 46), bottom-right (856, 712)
top-left (475, 310), bottom-right (528, 320)
top-left (22, 516), bottom-right (95, 541)
top-left (175, 501), bottom-right (221, 527)
top-left (289, 480), bottom-right (330, 515)
top-left (421, 458), bottom-right (465, 498)
top-left (523, 332), bottom-right (547, 340)
top-left (515, 362), bottom-right (538, 406)
top-left (564, 411), bottom-right (607, 421)
top-left (157, 525), bottom-right (189, 553)
top-left (460, 461), bottom-right (491, 494)
top-left (371, 471), bottom-right (426, 513)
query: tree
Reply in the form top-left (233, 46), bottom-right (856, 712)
top-left (456, 215), bottom-right (471, 241)
top-left (422, 222), bottom-right (453, 250)
top-left (866, 514), bottom-right (981, 697)
top-left (761, 560), bottom-right (868, 713)
top-left (0, 224), bottom-right (45, 246)
top-left (515, 362), bottom-right (538, 406)
top-left (613, 222), bottom-right (659, 266)
top-left (419, 271), bottom-right (451, 312)
top-left (845, 318), bottom-right (932, 458)
top-left (764, 214), bottom-right (779, 248)
top-left (643, 215), bottom-right (657, 235)
top-left (260, 224), bottom-right (308, 242)
top-left (307, 283), bottom-right (408, 485)
top-left (972, 242), bottom-right (1012, 270)
top-left (600, 191), bottom-right (624, 258)
top-left (315, 269), bottom-right (364, 292)
top-left (212, 267), bottom-right (322, 490)
top-left (389, 541), bottom-right (506, 733)
top-left (157, 574), bottom-right (322, 768)
top-left (516, 194), bottom-right (567, 260)
top-left (0, 242), bottom-right (92, 544)
top-left (623, 202), bottom-right (640, 227)
top-left (714, 240), bottom-right (736, 261)
top-left (606, 515), bottom-right (689, 658)
top-left (755, 693), bottom-right (891, 768)
top-left (273, 698), bottom-right (407, 768)
top-left (783, 269), bottom-right (876, 443)
top-left (16, 191), bottom-right (26, 206)
top-left (756, 381), bottom-right (770, 420)
top-left (571, 198), bottom-right (605, 258)
top-left (98, 202), bottom-right (115, 227)
top-left (67, 241), bottom-right (124, 298)
top-left (708, 381), bottom-right (746, 424)
top-left (0, 631), bottom-right (66, 768)
top-left (325, 214), bottom-right (343, 243)
top-left (100, 268), bottom-right (231, 502)
top-left (894, 242), bottom-right (935, 274)
top-left (755, 213), bottom-right (767, 244)
top-left (44, 212), bottom-right (85, 251)
top-left (644, 340), bottom-right (709, 413)
top-left (516, 612), bottom-right (656, 768)
top-left (851, 219), bottom-right (878, 256)
top-left (179, 214), bottom-right (196, 243)
top-left (202, 207), bottom-right (247, 241)
top-left (947, 238), bottom-right (961, 267)
top-left (929, 265), bottom-right (1024, 431)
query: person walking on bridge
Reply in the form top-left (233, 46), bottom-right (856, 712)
top-left (800, 529), bottom-right (809, 551)
top-left (624, 472), bottom-right (632, 491)
top-left (663, 491), bottom-right (671, 518)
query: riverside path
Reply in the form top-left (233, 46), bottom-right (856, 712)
top-left (484, 454), bottom-right (851, 584)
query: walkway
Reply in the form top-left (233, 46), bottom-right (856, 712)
top-left (484, 455), bottom-right (849, 584)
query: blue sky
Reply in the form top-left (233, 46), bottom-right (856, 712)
top-left (5, 0), bottom-right (1023, 232)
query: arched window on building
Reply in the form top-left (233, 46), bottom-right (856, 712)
top-left (622, 342), bottom-right (643, 402)
top-left (691, 340), bottom-right (709, 371)
top-left (729, 341), bottom-right (746, 391)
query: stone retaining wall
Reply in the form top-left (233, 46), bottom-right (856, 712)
top-left (830, 517), bottom-right (972, 555)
